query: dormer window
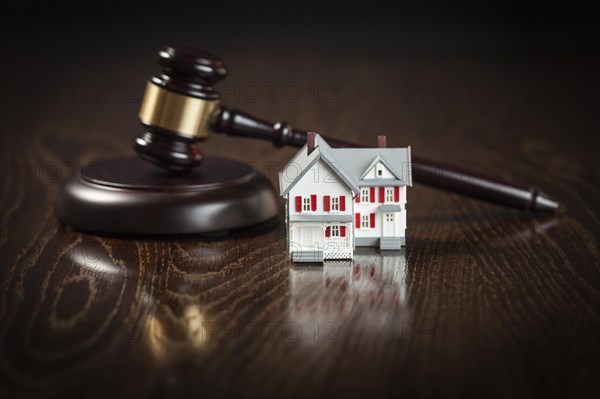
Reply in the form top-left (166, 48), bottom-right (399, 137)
top-left (376, 164), bottom-right (383, 177)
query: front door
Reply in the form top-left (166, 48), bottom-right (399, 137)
top-left (297, 225), bottom-right (322, 249)
top-left (383, 213), bottom-right (395, 237)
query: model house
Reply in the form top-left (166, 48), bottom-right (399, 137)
top-left (279, 133), bottom-right (412, 262)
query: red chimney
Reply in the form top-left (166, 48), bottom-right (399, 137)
top-left (307, 132), bottom-right (316, 154)
top-left (378, 135), bottom-right (387, 148)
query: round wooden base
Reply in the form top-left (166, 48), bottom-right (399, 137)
top-left (55, 156), bottom-right (281, 235)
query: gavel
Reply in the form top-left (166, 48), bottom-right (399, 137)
top-left (135, 45), bottom-right (557, 212)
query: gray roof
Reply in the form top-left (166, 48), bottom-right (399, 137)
top-left (279, 134), bottom-right (412, 196)
top-left (379, 205), bottom-right (403, 212)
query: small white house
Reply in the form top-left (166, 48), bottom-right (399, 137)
top-left (279, 133), bottom-right (412, 262)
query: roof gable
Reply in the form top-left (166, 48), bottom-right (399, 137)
top-left (359, 155), bottom-right (402, 181)
top-left (278, 141), bottom-right (321, 195)
top-left (279, 137), bottom-right (360, 196)
top-left (326, 147), bottom-right (412, 187)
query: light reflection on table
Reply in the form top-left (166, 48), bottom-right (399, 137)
top-left (287, 248), bottom-right (409, 343)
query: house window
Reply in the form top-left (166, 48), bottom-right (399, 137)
top-left (302, 197), bottom-right (311, 212)
top-left (385, 187), bottom-right (394, 202)
top-left (377, 165), bottom-right (383, 176)
top-left (331, 197), bottom-right (339, 211)
top-left (361, 214), bottom-right (370, 228)
top-left (361, 188), bottom-right (370, 202)
top-left (327, 224), bottom-right (347, 237)
top-left (385, 213), bottom-right (394, 222)
top-left (331, 225), bottom-right (340, 237)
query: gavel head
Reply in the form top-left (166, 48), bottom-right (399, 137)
top-left (135, 46), bottom-right (227, 171)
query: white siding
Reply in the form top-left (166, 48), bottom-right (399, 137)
top-left (279, 143), bottom-right (320, 195)
top-left (287, 160), bottom-right (354, 216)
top-left (354, 192), bottom-right (381, 239)
top-left (400, 186), bottom-right (407, 235)
top-left (285, 160), bottom-right (354, 259)
top-left (354, 185), bottom-right (408, 240)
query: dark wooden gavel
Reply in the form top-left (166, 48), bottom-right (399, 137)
top-left (135, 45), bottom-right (558, 212)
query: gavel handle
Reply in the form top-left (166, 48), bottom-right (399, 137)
top-left (212, 106), bottom-right (558, 212)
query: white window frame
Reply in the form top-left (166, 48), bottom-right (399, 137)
top-left (331, 196), bottom-right (339, 211)
top-left (385, 213), bottom-right (394, 222)
top-left (302, 197), bottom-right (311, 212)
top-left (376, 164), bottom-right (383, 177)
top-left (361, 214), bottom-right (370, 228)
top-left (330, 225), bottom-right (340, 237)
top-left (385, 187), bottom-right (394, 202)
top-left (360, 188), bottom-right (370, 202)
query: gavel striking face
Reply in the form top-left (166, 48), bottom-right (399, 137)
top-left (135, 46), bottom-right (228, 170)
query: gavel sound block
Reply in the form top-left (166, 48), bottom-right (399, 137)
top-left (55, 47), bottom-right (281, 235)
top-left (56, 156), bottom-right (279, 235)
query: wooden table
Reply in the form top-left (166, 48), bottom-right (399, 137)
top-left (1, 28), bottom-right (599, 398)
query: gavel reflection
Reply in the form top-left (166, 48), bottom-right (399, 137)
top-left (135, 45), bottom-right (558, 212)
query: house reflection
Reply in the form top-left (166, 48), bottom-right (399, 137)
top-left (287, 248), bottom-right (409, 341)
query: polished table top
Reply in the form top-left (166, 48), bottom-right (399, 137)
top-left (1, 28), bottom-right (599, 398)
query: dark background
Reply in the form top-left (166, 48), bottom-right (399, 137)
top-left (2, 0), bottom-right (599, 159)
top-left (1, 1), bottom-right (599, 398)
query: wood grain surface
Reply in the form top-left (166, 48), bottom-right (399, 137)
top-left (1, 24), bottom-right (600, 399)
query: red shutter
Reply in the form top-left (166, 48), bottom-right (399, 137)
top-left (370, 187), bottom-right (375, 202)
top-left (311, 194), bottom-right (317, 211)
top-left (394, 187), bottom-right (400, 202)
top-left (370, 213), bottom-right (375, 228)
top-left (355, 213), bottom-right (361, 229)
top-left (325, 226), bottom-right (331, 237)
top-left (340, 196), bottom-right (346, 211)
top-left (324, 195), bottom-right (331, 212)
top-left (379, 187), bottom-right (385, 203)
top-left (295, 196), bottom-right (302, 212)
top-left (341, 226), bottom-right (347, 237)
top-left (355, 192), bottom-right (360, 203)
